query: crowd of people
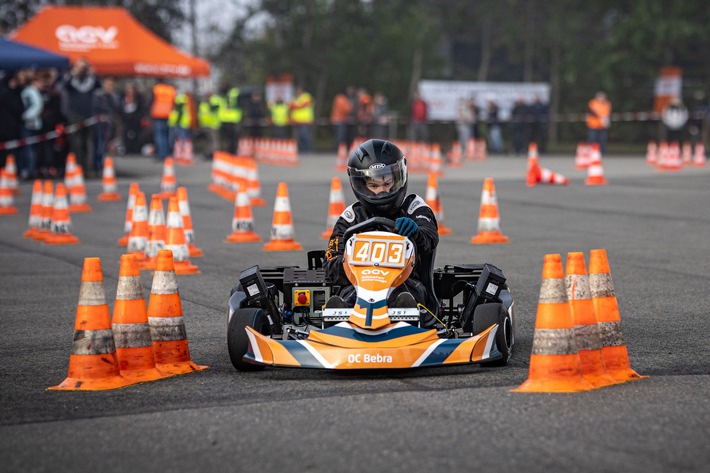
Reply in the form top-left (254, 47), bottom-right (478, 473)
top-left (330, 86), bottom-right (391, 152)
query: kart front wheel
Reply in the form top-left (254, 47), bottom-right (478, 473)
top-left (227, 307), bottom-right (271, 371)
top-left (472, 303), bottom-right (513, 367)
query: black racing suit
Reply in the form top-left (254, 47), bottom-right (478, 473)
top-left (324, 194), bottom-right (439, 315)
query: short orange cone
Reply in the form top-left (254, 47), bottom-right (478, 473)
top-left (23, 180), bottom-right (43, 237)
top-left (245, 158), bottom-right (267, 206)
top-left (225, 182), bottom-right (261, 243)
top-left (177, 187), bottom-right (203, 257)
top-left (589, 249), bottom-right (647, 383)
top-left (321, 177), bottom-right (347, 239)
top-left (574, 142), bottom-right (590, 169)
top-left (68, 165), bottom-right (92, 212)
top-left (694, 143), bottom-right (706, 167)
top-left (148, 249), bottom-right (208, 375)
top-left (126, 191), bottom-right (148, 261)
top-left (584, 143), bottom-right (608, 185)
top-left (98, 157), bottom-right (121, 201)
top-left (645, 141), bottom-right (657, 166)
top-left (0, 169), bottom-right (19, 215)
top-left (4, 155), bottom-right (19, 195)
top-left (118, 183), bottom-right (140, 246)
top-left (49, 257), bottom-right (136, 390)
top-left (471, 177), bottom-right (509, 244)
top-left (141, 195), bottom-right (167, 271)
top-left (425, 173), bottom-right (452, 235)
top-left (113, 254), bottom-right (166, 382)
top-left (336, 142), bottom-right (348, 171)
top-left (264, 182), bottom-right (303, 251)
top-left (160, 157), bottom-right (177, 198)
top-left (165, 196), bottom-right (200, 274)
top-left (565, 252), bottom-right (619, 388)
top-left (34, 181), bottom-right (54, 241)
top-left (512, 254), bottom-right (594, 393)
top-left (44, 183), bottom-right (79, 245)
top-left (526, 143), bottom-right (542, 187)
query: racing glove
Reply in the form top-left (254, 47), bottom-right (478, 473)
top-left (394, 217), bottom-right (418, 237)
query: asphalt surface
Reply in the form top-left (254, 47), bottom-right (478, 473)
top-left (1, 150), bottom-right (709, 473)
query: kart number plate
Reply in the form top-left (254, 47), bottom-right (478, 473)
top-left (351, 238), bottom-right (406, 268)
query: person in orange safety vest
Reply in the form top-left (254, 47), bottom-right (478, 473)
top-left (150, 78), bottom-right (176, 161)
top-left (586, 91), bottom-right (611, 155)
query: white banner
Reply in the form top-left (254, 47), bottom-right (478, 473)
top-left (418, 80), bottom-right (550, 121)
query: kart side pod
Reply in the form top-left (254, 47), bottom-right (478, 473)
top-left (460, 264), bottom-right (506, 332)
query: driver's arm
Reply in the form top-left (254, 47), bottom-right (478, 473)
top-left (324, 216), bottom-right (352, 286)
top-left (406, 196), bottom-right (439, 256)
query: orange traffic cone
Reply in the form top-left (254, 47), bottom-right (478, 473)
top-left (225, 182), bottom-right (261, 243)
top-left (589, 249), bottom-right (647, 383)
top-left (112, 254), bottom-right (166, 382)
top-left (49, 257), bottom-right (136, 390)
top-left (645, 141), bottom-right (657, 166)
top-left (165, 196), bottom-right (200, 274)
top-left (118, 183), bottom-right (140, 246)
top-left (148, 249), bottom-right (208, 375)
top-left (44, 183), bottom-right (79, 245)
top-left (98, 156), bottom-right (121, 201)
top-left (574, 142), bottom-right (590, 169)
top-left (245, 157), bottom-right (267, 206)
top-left (321, 177), bottom-right (347, 239)
top-left (336, 142), bottom-right (348, 171)
top-left (160, 157), bottom-right (177, 198)
top-left (512, 254), bottom-right (594, 393)
top-left (425, 173), bottom-right (452, 235)
top-left (141, 195), bottom-right (167, 271)
top-left (126, 191), bottom-right (148, 261)
top-left (0, 169), bottom-right (19, 215)
top-left (68, 165), bottom-right (92, 212)
top-left (565, 252), bottom-right (619, 388)
top-left (4, 155), bottom-right (19, 195)
top-left (585, 143), bottom-right (608, 185)
top-left (539, 167), bottom-right (569, 185)
top-left (264, 182), bottom-right (303, 251)
top-left (23, 180), bottom-right (43, 237)
top-left (35, 181), bottom-right (54, 241)
top-left (448, 141), bottom-right (462, 167)
top-left (177, 187), bottom-right (203, 257)
top-left (429, 143), bottom-right (444, 176)
top-left (526, 143), bottom-right (541, 187)
top-left (471, 178), bottom-right (509, 244)
top-left (694, 143), bottom-right (706, 167)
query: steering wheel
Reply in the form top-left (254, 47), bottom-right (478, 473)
top-left (342, 217), bottom-right (397, 243)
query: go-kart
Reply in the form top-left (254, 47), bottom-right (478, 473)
top-left (227, 217), bottom-right (516, 370)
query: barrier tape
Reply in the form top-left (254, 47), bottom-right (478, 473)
top-left (0, 115), bottom-right (106, 152)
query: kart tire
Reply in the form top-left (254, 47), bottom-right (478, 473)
top-left (228, 307), bottom-right (271, 371)
top-left (472, 302), bottom-right (513, 367)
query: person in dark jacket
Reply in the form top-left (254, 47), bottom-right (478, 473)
top-left (324, 139), bottom-right (439, 326)
top-left (0, 70), bottom-right (27, 168)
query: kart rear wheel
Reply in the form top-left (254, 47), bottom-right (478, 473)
top-left (473, 303), bottom-right (513, 367)
top-left (228, 307), bottom-right (271, 371)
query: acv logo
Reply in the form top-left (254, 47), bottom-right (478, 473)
top-left (55, 25), bottom-right (119, 49)
top-left (361, 269), bottom-right (390, 276)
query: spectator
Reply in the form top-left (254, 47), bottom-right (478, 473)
top-left (469, 97), bottom-right (480, 139)
top-left (372, 92), bottom-right (390, 139)
top-left (486, 98), bottom-right (503, 154)
top-left (331, 87), bottom-right (354, 150)
top-left (21, 69), bottom-right (44, 180)
top-left (247, 91), bottom-right (267, 138)
top-left (408, 91), bottom-right (428, 142)
top-left (509, 96), bottom-right (527, 156)
top-left (92, 77), bottom-right (120, 176)
top-left (198, 89), bottom-right (220, 160)
top-left (149, 77), bottom-right (176, 161)
top-left (290, 86), bottom-right (315, 152)
top-left (120, 82), bottom-right (146, 155)
top-left (661, 97), bottom-right (689, 144)
top-left (456, 97), bottom-right (474, 158)
top-left (37, 69), bottom-right (66, 178)
top-left (268, 94), bottom-right (290, 139)
top-left (356, 88), bottom-right (373, 138)
top-left (586, 91), bottom-right (611, 155)
top-left (528, 95), bottom-right (548, 153)
top-left (0, 71), bottom-right (26, 169)
top-left (60, 58), bottom-right (102, 176)
top-left (688, 91), bottom-right (706, 152)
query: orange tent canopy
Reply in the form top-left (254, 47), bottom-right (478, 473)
top-left (12, 6), bottom-right (210, 78)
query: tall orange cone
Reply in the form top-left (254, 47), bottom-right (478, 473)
top-left (0, 169), bottom-right (19, 215)
top-left (49, 257), bottom-right (136, 390)
top-left (694, 143), bottom-right (706, 167)
top-left (126, 191), bottom-right (148, 261)
top-left (165, 196), bottom-right (200, 274)
top-left (425, 173), bottom-right (452, 235)
top-left (118, 182), bottom-right (140, 246)
top-left (336, 142), bottom-right (348, 171)
top-left (512, 254), bottom-right (594, 393)
top-left (4, 155), bottom-right (19, 195)
top-left (160, 157), bottom-right (177, 198)
top-left (112, 254), bottom-right (166, 382)
top-left (321, 177), bottom-right (347, 238)
top-left (471, 177), bottom-right (509, 244)
top-left (565, 252), bottom-right (618, 388)
top-left (141, 195), bottom-right (167, 271)
top-left (23, 180), bottom-right (44, 237)
top-left (44, 183), bottom-right (79, 244)
top-left (68, 165), bottom-right (92, 212)
top-left (225, 182), bottom-right (261, 243)
top-left (245, 157), bottom-right (267, 206)
top-left (589, 249), bottom-right (647, 382)
top-left (98, 156), bottom-right (122, 201)
top-left (645, 140), bottom-right (657, 166)
top-left (429, 143), bottom-right (444, 176)
top-left (148, 249), bottom-right (208, 375)
top-left (177, 187), bottom-right (203, 257)
top-left (584, 143), bottom-right (608, 185)
top-left (35, 180), bottom-right (54, 241)
top-left (264, 182), bottom-right (303, 251)
top-left (574, 142), bottom-right (590, 169)
top-left (526, 143), bottom-right (541, 187)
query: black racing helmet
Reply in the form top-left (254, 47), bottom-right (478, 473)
top-left (347, 139), bottom-right (408, 216)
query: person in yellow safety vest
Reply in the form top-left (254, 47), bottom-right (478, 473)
top-left (199, 90), bottom-right (221, 160)
top-left (269, 95), bottom-right (290, 139)
top-left (217, 84), bottom-right (242, 154)
top-left (150, 78), bottom-right (176, 161)
top-left (586, 91), bottom-right (612, 155)
top-left (290, 86), bottom-right (315, 152)
top-left (168, 92), bottom-right (195, 154)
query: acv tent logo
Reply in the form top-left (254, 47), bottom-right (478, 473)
top-left (55, 25), bottom-right (119, 51)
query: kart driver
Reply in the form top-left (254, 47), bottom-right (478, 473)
top-left (324, 139), bottom-right (439, 326)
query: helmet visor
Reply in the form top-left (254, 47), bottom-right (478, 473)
top-left (349, 159), bottom-right (407, 201)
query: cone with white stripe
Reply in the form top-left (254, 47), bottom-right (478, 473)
top-left (98, 156), bottom-right (121, 201)
top-left (526, 143), bottom-right (542, 187)
top-left (584, 143), bottom-right (608, 185)
top-left (68, 165), bottom-right (92, 213)
top-left (165, 196), bottom-right (200, 274)
top-left (336, 143), bottom-right (348, 171)
top-left (126, 191), bottom-right (148, 261)
top-left (160, 157), bottom-right (177, 198)
top-left (141, 195), bottom-right (167, 270)
top-left (118, 183), bottom-right (140, 246)
top-left (34, 181), bottom-right (54, 241)
top-left (539, 167), bottom-right (569, 185)
top-left (147, 249), bottom-right (208, 375)
top-left (177, 187), bottom-right (203, 257)
top-left (23, 180), bottom-right (43, 237)
top-left (4, 155), bottom-right (19, 195)
top-left (694, 143), bottom-right (706, 167)
top-left (0, 169), bottom-right (19, 216)
top-left (425, 173), bottom-right (452, 235)
top-left (264, 182), bottom-right (302, 251)
top-left (49, 257), bottom-right (135, 390)
top-left (321, 177), bottom-right (347, 238)
top-left (471, 177), bottom-right (508, 244)
top-left (44, 183), bottom-right (79, 244)
top-left (225, 182), bottom-right (261, 243)
top-left (645, 141), bottom-right (657, 166)
top-left (575, 143), bottom-right (590, 169)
